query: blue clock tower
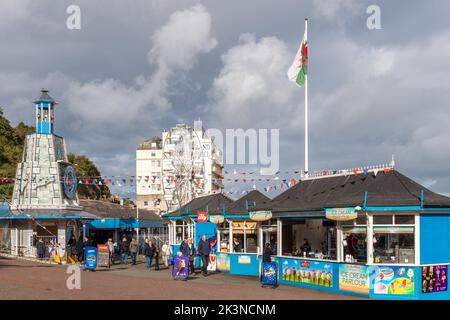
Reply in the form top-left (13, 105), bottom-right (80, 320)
top-left (33, 89), bottom-right (56, 134)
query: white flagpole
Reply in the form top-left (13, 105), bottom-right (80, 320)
top-left (304, 18), bottom-right (309, 176)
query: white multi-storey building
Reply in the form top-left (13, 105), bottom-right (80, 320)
top-left (136, 120), bottom-right (223, 213)
top-left (135, 137), bottom-right (167, 213)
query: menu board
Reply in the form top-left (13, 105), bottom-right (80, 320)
top-left (217, 253), bottom-right (230, 272)
top-left (207, 254), bottom-right (217, 271)
top-left (422, 265), bottom-right (448, 293)
top-left (97, 244), bottom-right (110, 268)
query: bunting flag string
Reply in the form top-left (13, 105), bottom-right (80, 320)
top-left (0, 165), bottom-right (394, 189)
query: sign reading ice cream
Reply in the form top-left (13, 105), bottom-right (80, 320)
top-left (325, 207), bottom-right (358, 221)
top-left (339, 264), bottom-right (369, 294)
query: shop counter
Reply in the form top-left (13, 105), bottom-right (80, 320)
top-left (170, 244), bottom-right (449, 299)
top-left (216, 252), bottom-right (261, 276)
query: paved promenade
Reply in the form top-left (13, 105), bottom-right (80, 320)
top-left (0, 256), bottom-right (361, 300)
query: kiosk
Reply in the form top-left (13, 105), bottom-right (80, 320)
top-left (164, 167), bottom-right (450, 300)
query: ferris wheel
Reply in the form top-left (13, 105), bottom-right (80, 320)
top-left (161, 125), bottom-right (207, 212)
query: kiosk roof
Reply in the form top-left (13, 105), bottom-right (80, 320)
top-left (255, 170), bottom-right (450, 213)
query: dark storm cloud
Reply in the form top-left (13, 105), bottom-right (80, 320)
top-left (1, 0), bottom-right (450, 197)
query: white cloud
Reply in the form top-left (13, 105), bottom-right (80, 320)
top-left (0, 4), bottom-right (217, 176)
top-left (207, 33), bottom-right (300, 128)
top-left (149, 4), bottom-right (217, 71)
top-left (3, 4), bottom-right (216, 126)
top-left (62, 4), bottom-right (217, 127)
top-left (312, 0), bottom-right (359, 20)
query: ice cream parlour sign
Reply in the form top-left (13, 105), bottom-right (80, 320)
top-left (249, 210), bottom-right (272, 221)
top-left (325, 207), bottom-right (360, 221)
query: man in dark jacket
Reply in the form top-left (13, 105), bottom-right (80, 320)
top-left (263, 243), bottom-right (272, 263)
top-left (67, 235), bottom-right (77, 258)
top-left (80, 236), bottom-right (92, 263)
top-left (76, 235), bottom-right (84, 262)
top-left (197, 235), bottom-right (210, 276)
top-left (120, 237), bottom-right (130, 265)
top-left (181, 238), bottom-right (196, 274)
top-left (144, 240), bottom-right (156, 269)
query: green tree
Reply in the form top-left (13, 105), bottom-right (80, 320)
top-left (67, 153), bottom-right (111, 200)
top-left (0, 112), bottom-right (31, 199)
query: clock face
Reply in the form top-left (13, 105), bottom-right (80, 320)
top-left (63, 166), bottom-right (77, 200)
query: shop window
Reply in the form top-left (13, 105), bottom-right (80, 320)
top-left (231, 221), bottom-right (258, 253)
top-left (175, 221), bottom-right (191, 244)
top-left (261, 219), bottom-right (277, 255)
top-left (373, 230), bottom-right (415, 264)
top-left (218, 221), bottom-right (230, 253)
top-left (373, 215), bottom-right (394, 225)
top-left (342, 226), bottom-right (367, 263)
top-left (355, 213), bottom-right (367, 225)
top-left (281, 219), bottom-right (337, 260)
top-left (372, 214), bottom-right (415, 264)
top-left (394, 215), bottom-right (415, 225)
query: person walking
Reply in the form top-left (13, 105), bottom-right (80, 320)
top-left (161, 240), bottom-right (172, 268)
top-left (67, 235), bottom-right (76, 257)
top-left (261, 242), bottom-right (277, 288)
top-left (180, 238), bottom-right (195, 274)
top-left (106, 238), bottom-right (115, 265)
top-left (144, 239), bottom-right (156, 269)
top-left (120, 237), bottom-right (130, 265)
top-left (186, 238), bottom-right (196, 274)
top-left (197, 235), bottom-right (210, 276)
top-left (154, 243), bottom-right (160, 271)
top-left (130, 238), bottom-right (138, 265)
top-left (76, 235), bottom-right (84, 263)
top-left (81, 236), bottom-right (91, 263)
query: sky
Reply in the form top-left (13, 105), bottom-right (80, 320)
top-left (1, 0), bottom-right (450, 199)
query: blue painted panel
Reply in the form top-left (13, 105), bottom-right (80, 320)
top-left (228, 253), bottom-right (261, 276)
top-left (420, 215), bottom-right (450, 264)
top-left (87, 218), bottom-right (162, 229)
top-left (0, 202), bottom-right (10, 216)
top-left (37, 121), bottom-right (52, 134)
top-left (194, 222), bottom-right (217, 249)
top-left (194, 222), bottom-right (217, 268)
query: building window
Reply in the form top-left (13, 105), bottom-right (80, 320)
top-left (372, 214), bottom-right (415, 264)
top-left (341, 214), bottom-right (367, 263)
top-left (261, 219), bottom-right (277, 255)
top-left (143, 201), bottom-right (148, 208)
top-left (232, 221), bottom-right (258, 253)
top-left (218, 221), bottom-right (230, 253)
top-left (281, 218), bottom-right (337, 260)
top-left (175, 220), bottom-right (191, 244)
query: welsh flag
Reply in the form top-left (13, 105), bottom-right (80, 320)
top-left (287, 29), bottom-right (308, 86)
